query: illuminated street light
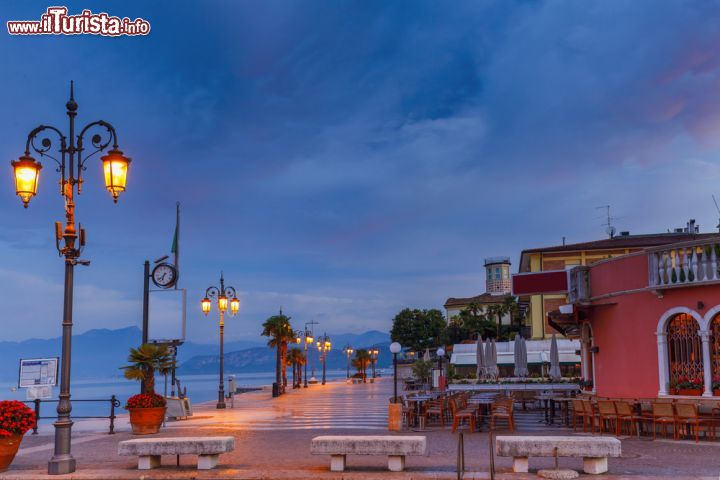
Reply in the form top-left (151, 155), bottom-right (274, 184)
top-left (201, 272), bottom-right (239, 409)
top-left (10, 82), bottom-right (132, 475)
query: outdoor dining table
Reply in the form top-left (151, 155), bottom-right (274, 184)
top-left (549, 397), bottom-right (573, 426)
top-left (405, 394), bottom-right (438, 431)
top-left (468, 396), bottom-right (496, 429)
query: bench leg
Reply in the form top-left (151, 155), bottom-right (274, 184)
top-left (583, 456), bottom-right (608, 474)
top-left (138, 455), bottom-right (161, 470)
top-left (330, 455), bottom-right (346, 471)
top-left (388, 455), bottom-right (405, 472)
top-left (198, 454), bottom-right (219, 470)
top-left (512, 456), bottom-right (529, 473)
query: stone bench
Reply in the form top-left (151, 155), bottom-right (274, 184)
top-left (495, 436), bottom-right (621, 474)
top-left (311, 435), bottom-right (426, 472)
top-left (118, 437), bottom-right (234, 470)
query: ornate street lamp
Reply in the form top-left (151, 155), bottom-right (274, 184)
top-left (343, 345), bottom-right (354, 379)
top-left (201, 272), bottom-right (239, 409)
top-left (370, 346), bottom-right (380, 378)
top-left (390, 342), bottom-right (402, 403)
top-left (10, 82), bottom-right (131, 475)
top-left (437, 347), bottom-right (446, 391)
top-left (316, 333), bottom-right (331, 385)
top-left (298, 322), bottom-right (316, 388)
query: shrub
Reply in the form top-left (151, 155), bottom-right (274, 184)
top-left (0, 400), bottom-right (36, 437)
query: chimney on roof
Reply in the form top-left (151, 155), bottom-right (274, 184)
top-left (685, 219), bottom-right (699, 234)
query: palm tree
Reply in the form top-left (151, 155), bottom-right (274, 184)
top-left (287, 348), bottom-right (305, 388)
top-left (353, 349), bottom-right (371, 383)
top-left (121, 344), bottom-right (175, 394)
top-left (261, 311), bottom-right (294, 394)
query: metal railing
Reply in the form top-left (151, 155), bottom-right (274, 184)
top-left (25, 395), bottom-right (120, 434)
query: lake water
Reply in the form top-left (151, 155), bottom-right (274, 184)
top-left (0, 369), bottom-right (353, 422)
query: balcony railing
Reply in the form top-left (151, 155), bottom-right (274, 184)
top-left (648, 237), bottom-right (720, 288)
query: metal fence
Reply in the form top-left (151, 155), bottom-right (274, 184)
top-left (25, 395), bottom-right (120, 434)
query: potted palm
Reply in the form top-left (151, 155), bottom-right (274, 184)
top-left (121, 344), bottom-right (174, 434)
top-left (0, 401), bottom-right (35, 472)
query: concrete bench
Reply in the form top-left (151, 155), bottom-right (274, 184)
top-left (311, 435), bottom-right (426, 472)
top-left (495, 436), bottom-right (621, 474)
top-left (118, 436), bottom-right (235, 470)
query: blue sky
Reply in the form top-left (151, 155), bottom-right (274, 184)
top-left (3, 1), bottom-right (720, 343)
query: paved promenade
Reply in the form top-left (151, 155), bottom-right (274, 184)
top-left (2, 378), bottom-right (719, 479)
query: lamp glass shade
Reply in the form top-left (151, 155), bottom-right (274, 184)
top-left (201, 297), bottom-right (212, 315)
top-left (390, 342), bottom-right (402, 354)
top-left (230, 297), bottom-right (240, 315)
top-left (12, 156), bottom-right (42, 208)
top-left (437, 347), bottom-right (445, 357)
top-left (218, 295), bottom-right (228, 313)
top-left (306, 335), bottom-right (314, 344)
top-left (101, 149), bottom-right (130, 203)
top-left (296, 336), bottom-right (302, 344)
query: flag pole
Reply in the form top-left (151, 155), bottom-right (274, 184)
top-left (174, 201), bottom-right (180, 288)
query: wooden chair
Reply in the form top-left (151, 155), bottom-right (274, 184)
top-left (581, 400), bottom-right (598, 433)
top-left (651, 402), bottom-right (676, 440)
top-left (490, 398), bottom-right (515, 432)
top-left (675, 403), bottom-right (716, 443)
top-left (425, 398), bottom-right (447, 426)
top-left (572, 398), bottom-right (587, 432)
top-left (615, 401), bottom-right (643, 437)
top-left (450, 398), bottom-right (476, 433)
top-left (597, 400), bottom-right (618, 435)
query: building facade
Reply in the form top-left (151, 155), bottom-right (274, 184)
top-left (444, 256), bottom-right (513, 324)
top-left (517, 222), bottom-right (716, 339)
top-left (514, 235), bottom-right (720, 399)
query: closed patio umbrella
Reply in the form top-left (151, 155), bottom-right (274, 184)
top-left (520, 336), bottom-right (530, 377)
top-left (513, 334), bottom-right (529, 377)
top-left (489, 339), bottom-right (499, 379)
top-left (549, 333), bottom-right (562, 380)
top-left (475, 336), bottom-right (485, 381)
top-left (423, 348), bottom-right (431, 363)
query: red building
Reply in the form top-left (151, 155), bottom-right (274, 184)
top-left (513, 236), bottom-right (720, 399)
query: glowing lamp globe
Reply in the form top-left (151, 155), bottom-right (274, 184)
top-left (218, 295), bottom-right (228, 313)
top-left (11, 155), bottom-right (42, 208)
top-left (201, 297), bottom-right (212, 315)
top-left (230, 297), bottom-right (240, 316)
top-left (390, 342), bottom-right (402, 354)
top-left (101, 148), bottom-right (130, 203)
top-left (437, 347), bottom-right (445, 357)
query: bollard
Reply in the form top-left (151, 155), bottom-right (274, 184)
top-left (32, 399), bottom-right (40, 435)
top-left (272, 382), bottom-right (279, 398)
top-left (456, 432), bottom-right (464, 480)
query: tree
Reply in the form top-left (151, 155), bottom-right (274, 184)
top-left (411, 359), bottom-right (433, 385)
top-left (390, 308), bottom-right (446, 352)
top-left (261, 311), bottom-right (294, 394)
top-left (353, 349), bottom-right (371, 382)
top-left (286, 348), bottom-right (305, 388)
top-left (121, 344), bottom-right (175, 394)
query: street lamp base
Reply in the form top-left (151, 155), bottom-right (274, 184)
top-left (216, 402), bottom-right (226, 409)
top-left (48, 455), bottom-right (76, 475)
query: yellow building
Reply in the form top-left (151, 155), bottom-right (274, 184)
top-left (518, 222), bottom-right (715, 339)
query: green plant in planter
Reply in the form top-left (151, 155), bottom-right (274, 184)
top-left (121, 343), bottom-right (175, 394)
top-left (412, 360), bottom-right (433, 384)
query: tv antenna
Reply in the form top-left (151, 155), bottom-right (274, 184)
top-left (712, 195), bottom-right (720, 232)
top-left (596, 205), bottom-right (616, 238)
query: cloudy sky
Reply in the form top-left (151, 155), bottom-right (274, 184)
top-left (2, 0), bottom-right (720, 343)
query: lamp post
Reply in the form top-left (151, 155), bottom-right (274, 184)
top-left (316, 333), bottom-right (331, 385)
top-left (296, 328), bottom-right (315, 388)
top-left (343, 345), bottom-right (354, 379)
top-left (436, 347), bottom-right (445, 391)
top-left (390, 342), bottom-right (402, 403)
top-left (10, 82), bottom-right (131, 475)
top-left (370, 346), bottom-right (379, 378)
top-left (201, 273), bottom-right (240, 409)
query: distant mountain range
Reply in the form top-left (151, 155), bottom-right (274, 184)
top-left (0, 326), bottom-right (391, 381)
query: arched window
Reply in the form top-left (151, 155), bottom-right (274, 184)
top-left (667, 313), bottom-right (704, 385)
top-left (711, 315), bottom-right (720, 383)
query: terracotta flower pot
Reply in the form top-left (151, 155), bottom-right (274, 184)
top-left (128, 407), bottom-right (166, 435)
top-left (0, 434), bottom-right (23, 472)
top-left (713, 389), bottom-right (720, 397)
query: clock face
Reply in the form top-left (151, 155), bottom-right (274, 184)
top-left (152, 263), bottom-right (177, 288)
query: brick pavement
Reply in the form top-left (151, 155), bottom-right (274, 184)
top-left (1, 378), bottom-right (719, 479)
